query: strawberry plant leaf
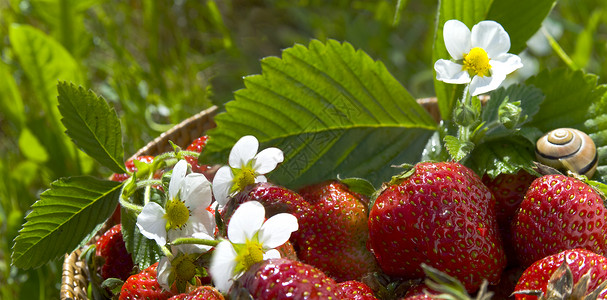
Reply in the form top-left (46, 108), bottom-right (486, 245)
top-left (338, 177), bottom-right (376, 198)
top-left (466, 137), bottom-right (536, 178)
top-left (484, 84), bottom-right (544, 130)
top-left (121, 205), bottom-right (162, 269)
top-left (11, 176), bottom-right (123, 269)
top-left (57, 82), bottom-right (126, 173)
top-left (201, 40), bottom-right (437, 188)
top-left (444, 135), bottom-right (474, 162)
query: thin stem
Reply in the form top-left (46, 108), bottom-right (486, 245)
top-left (119, 197), bottom-right (144, 214)
top-left (170, 237), bottom-right (220, 247)
top-left (160, 245), bottom-right (174, 260)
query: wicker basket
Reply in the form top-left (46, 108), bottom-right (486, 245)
top-left (60, 99), bottom-right (442, 300)
top-left (60, 105), bottom-right (218, 300)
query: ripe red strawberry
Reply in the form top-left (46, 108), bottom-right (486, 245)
top-left (239, 258), bottom-right (341, 299)
top-left (292, 180), bottom-right (379, 282)
top-left (513, 248), bottom-right (607, 299)
top-left (511, 174), bottom-right (607, 267)
top-left (168, 286), bottom-right (224, 300)
top-left (368, 162), bottom-right (506, 293)
top-left (401, 283), bottom-right (441, 300)
top-left (337, 281), bottom-right (378, 299)
top-left (119, 262), bottom-right (173, 300)
top-left (95, 224), bottom-right (134, 281)
top-left (184, 136), bottom-right (213, 176)
top-left (482, 170), bottom-right (536, 265)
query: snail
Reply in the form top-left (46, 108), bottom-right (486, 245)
top-left (535, 128), bottom-right (598, 178)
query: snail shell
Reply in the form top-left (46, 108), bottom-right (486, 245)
top-left (535, 128), bottom-right (598, 178)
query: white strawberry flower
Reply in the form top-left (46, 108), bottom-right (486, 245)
top-left (157, 248), bottom-right (200, 291)
top-left (434, 19), bottom-right (523, 96)
top-left (209, 201), bottom-right (298, 293)
top-left (212, 135), bottom-right (284, 207)
top-left (136, 159), bottom-right (215, 252)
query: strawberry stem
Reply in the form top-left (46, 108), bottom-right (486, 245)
top-left (170, 237), bottom-right (219, 247)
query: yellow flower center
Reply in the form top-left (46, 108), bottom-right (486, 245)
top-left (463, 47), bottom-right (491, 77)
top-left (172, 254), bottom-right (197, 282)
top-left (233, 241), bottom-right (264, 275)
top-left (165, 198), bottom-right (190, 230)
top-left (231, 166), bottom-right (257, 193)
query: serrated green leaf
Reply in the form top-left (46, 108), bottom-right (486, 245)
top-left (12, 176), bottom-right (123, 269)
top-left (466, 137), bottom-right (536, 178)
top-left (485, 85), bottom-right (544, 127)
top-left (57, 82), bottom-right (125, 173)
top-left (444, 135), bottom-right (474, 162)
top-left (526, 68), bottom-right (607, 132)
top-left (201, 40), bottom-right (437, 188)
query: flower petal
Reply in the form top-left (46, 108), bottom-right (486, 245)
top-left (434, 60), bottom-right (471, 84)
top-left (136, 202), bottom-right (167, 246)
top-left (157, 256), bottom-right (171, 291)
top-left (212, 166), bottom-right (234, 207)
top-left (169, 160), bottom-right (188, 200)
top-left (443, 19), bottom-right (471, 60)
top-left (182, 173), bottom-right (213, 210)
top-left (255, 175), bottom-right (267, 183)
top-left (227, 201), bottom-right (265, 244)
top-left (258, 213), bottom-right (298, 249)
top-left (263, 249), bottom-right (281, 260)
top-left (229, 135), bottom-right (259, 168)
top-left (490, 53), bottom-right (524, 76)
top-left (469, 73), bottom-right (506, 96)
top-left (210, 241), bottom-right (238, 293)
top-left (471, 20), bottom-right (511, 58)
top-left (253, 147), bottom-right (284, 174)
top-left (189, 210), bottom-right (216, 237)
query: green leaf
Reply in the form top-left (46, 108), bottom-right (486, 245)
top-left (338, 177), bottom-right (376, 197)
top-left (12, 176), bottom-right (123, 269)
top-left (466, 137), bottom-right (536, 178)
top-left (485, 84), bottom-right (544, 127)
top-left (201, 40), bottom-right (437, 188)
top-left (9, 24), bottom-right (83, 116)
top-left (18, 128), bottom-right (49, 163)
top-left (57, 82), bottom-right (126, 173)
top-left (571, 10), bottom-right (602, 69)
top-left (485, 0), bottom-right (557, 54)
top-left (444, 135), bottom-right (474, 162)
top-left (525, 68), bottom-right (607, 132)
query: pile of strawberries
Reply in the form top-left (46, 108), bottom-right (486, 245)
top-left (92, 135), bottom-right (607, 300)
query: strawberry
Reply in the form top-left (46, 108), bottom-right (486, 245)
top-left (184, 136), bottom-right (214, 177)
top-left (95, 224), bottom-right (134, 281)
top-left (337, 281), bottom-right (378, 300)
top-left (238, 258), bottom-right (341, 299)
top-left (513, 248), bottom-right (607, 299)
top-left (168, 286), bottom-right (224, 300)
top-left (482, 170), bottom-right (536, 265)
top-left (292, 180), bottom-right (380, 282)
top-left (368, 162), bottom-right (506, 293)
top-left (119, 262), bottom-right (173, 300)
top-left (511, 174), bottom-right (607, 267)
top-left (401, 283), bottom-right (441, 300)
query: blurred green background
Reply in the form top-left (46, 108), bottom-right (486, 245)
top-left (0, 0), bottom-right (605, 299)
